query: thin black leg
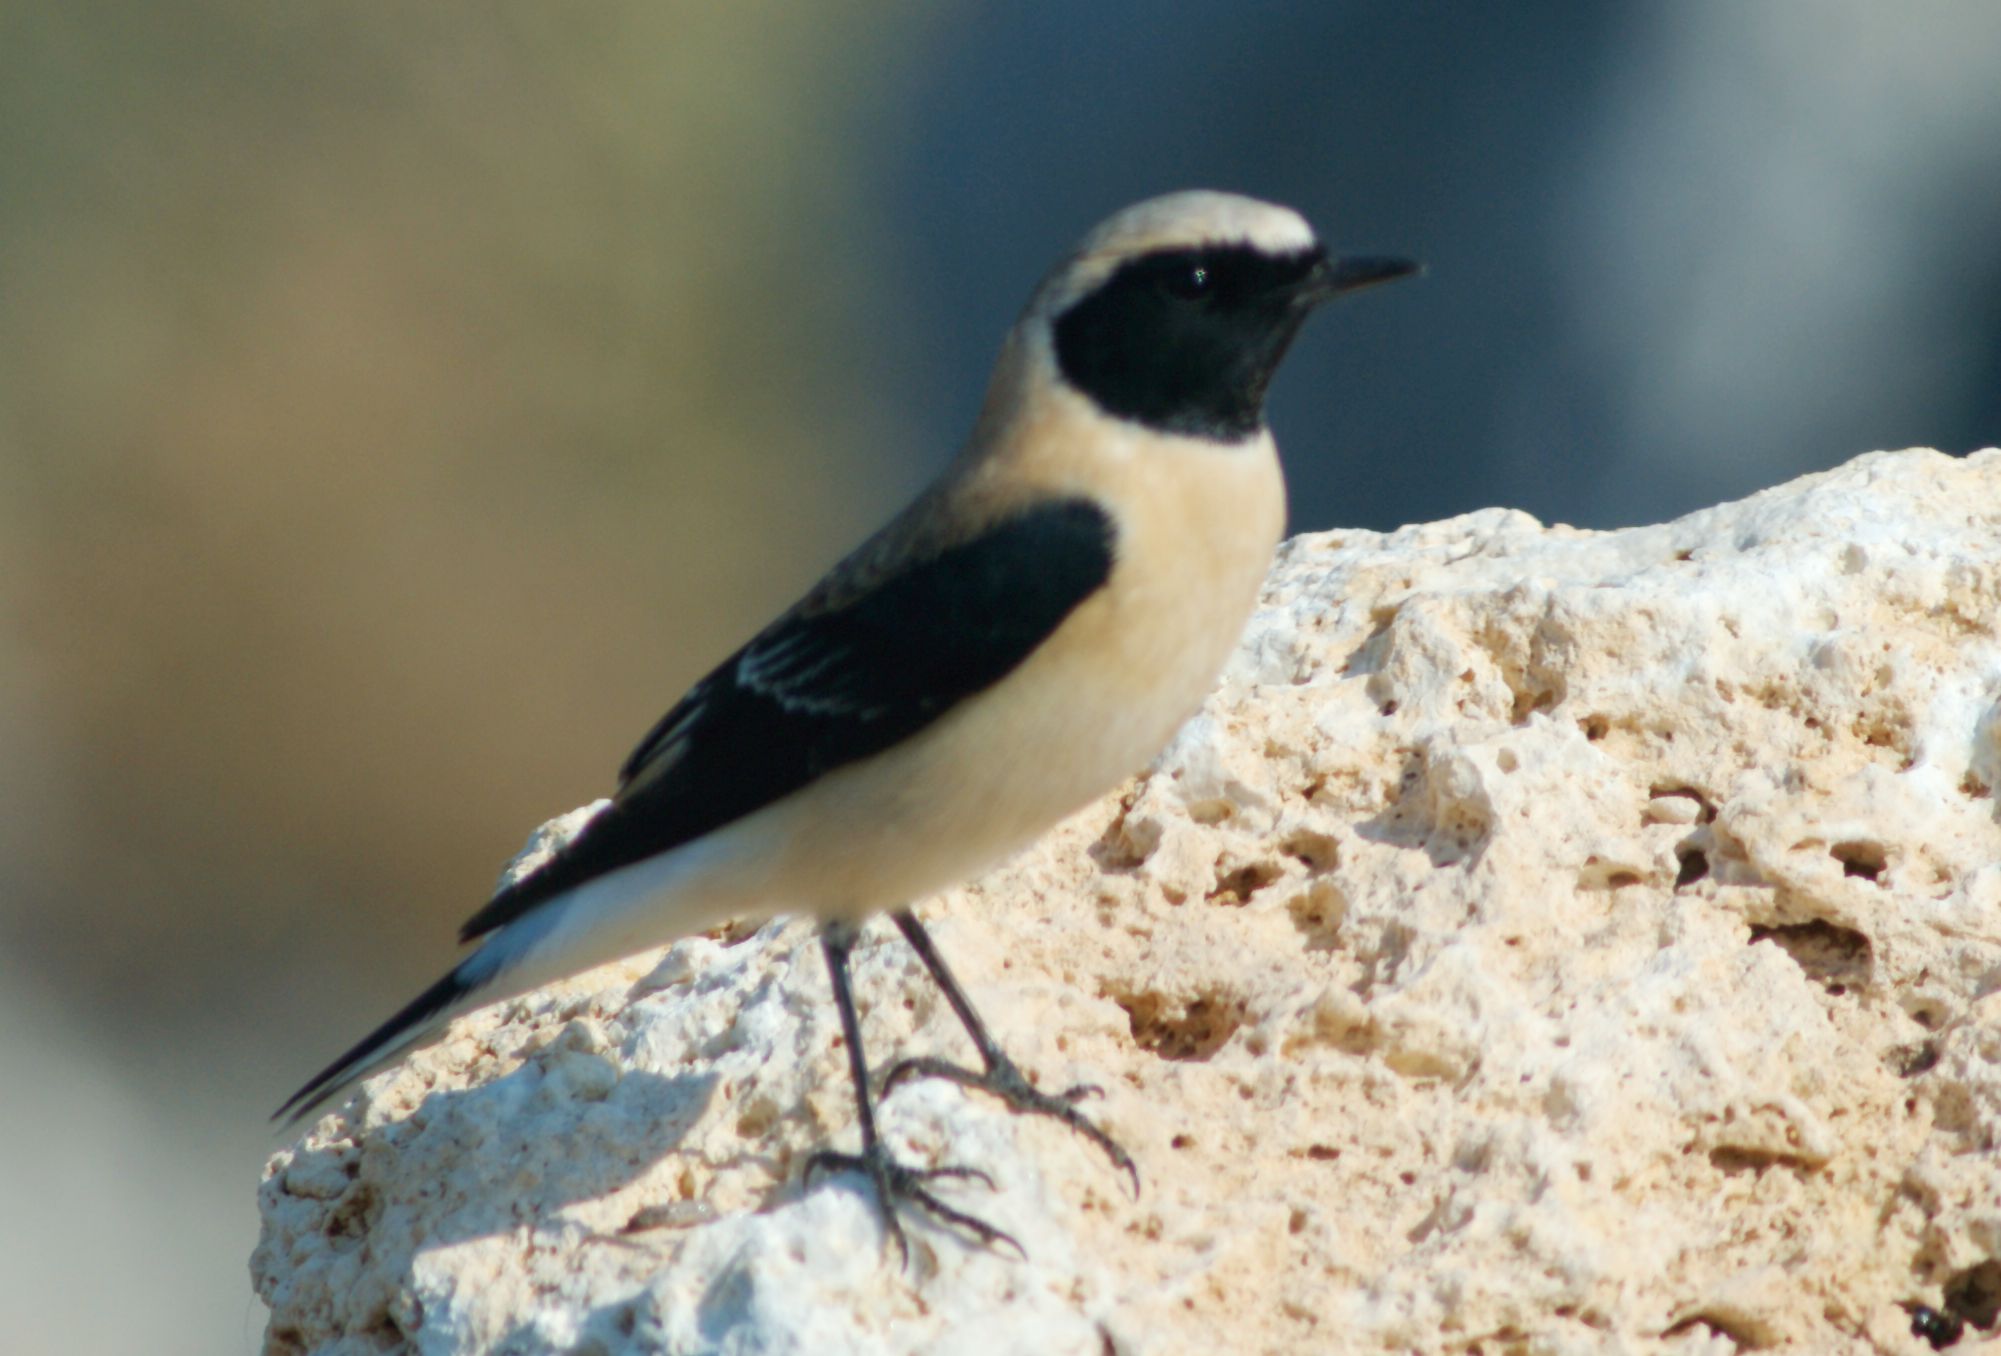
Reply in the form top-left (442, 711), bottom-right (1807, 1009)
top-left (802, 919), bottom-right (1019, 1261)
top-left (883, 909), bottom-right (1139, 1194)
top-left (825, 920), bottom-right (885, 1162)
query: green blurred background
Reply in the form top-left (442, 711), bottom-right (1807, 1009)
top-left (3, 4), bottom-right (1999, 1349)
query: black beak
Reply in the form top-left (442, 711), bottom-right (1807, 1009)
top-left (1298, 253), bottom-right (1422, 305)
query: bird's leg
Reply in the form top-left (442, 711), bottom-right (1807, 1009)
top-left (802, 918), bottom-right (1021, 1262)
top-left (881, 909), bottom-right (1139, 1195)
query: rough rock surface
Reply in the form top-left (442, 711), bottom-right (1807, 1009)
top-left (256, 449), bottom-right (2001, 1354)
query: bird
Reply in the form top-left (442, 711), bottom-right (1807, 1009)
top-left (278, 189), bottom-right (1417, 1258)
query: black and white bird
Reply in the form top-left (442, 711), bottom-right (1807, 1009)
top-left (279, 190), bottom-right (1416, 1255)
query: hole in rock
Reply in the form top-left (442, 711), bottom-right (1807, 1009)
top-left (1747, 919), bottom-right (1872, 994)
top-left (1209, 859), bottom-right (1280, 904)
top-left (1286, 882), bottom-right (1347, 951)
top-left (1088, 812), bottom-right (1153, 872)
top-left (1674, 847), bottom-right (1710, 889)
top-left (1832, 840), bottom-right (1886, 881)
top-left (1946, 1260), bottom-right (2001, 1333)
top-left (1649, 785), bottom-right (1716, 821)
top-left (1187, 799), bottom-right (1235, 826)
top-left (325, 1184), bottom-right (380, 1243)
top-left (1280, 829), bottom-right (1339, 872)
top-left (1107, 985), bottom-right (1245, 1061)
top-left (1508, 683), bottom-right (1559, 724)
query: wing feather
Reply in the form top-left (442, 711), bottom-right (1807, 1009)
top-left (457, 497), bottom-right (1114, 942)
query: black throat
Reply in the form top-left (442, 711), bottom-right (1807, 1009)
top-left (1051, 243), bottom-right (1323, 441)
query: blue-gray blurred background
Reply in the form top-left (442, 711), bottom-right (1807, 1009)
top-left (3, 4), bottom-right (1998, 1349)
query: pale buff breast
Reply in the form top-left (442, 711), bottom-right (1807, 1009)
top-left (702, 386), bottom-right (1287, 917)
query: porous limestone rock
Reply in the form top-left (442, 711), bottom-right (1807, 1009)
top-left (256, 448), bottom-right (2001, 1354)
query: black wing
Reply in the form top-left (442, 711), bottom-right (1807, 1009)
top-left (457, 497), bottom-right (1116, 942)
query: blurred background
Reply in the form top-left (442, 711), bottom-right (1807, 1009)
top-left (3, 3), bottom-right (1999, 1348)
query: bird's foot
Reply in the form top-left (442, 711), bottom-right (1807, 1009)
top-left (882, 1053), bottom-right (1139, 1195)
top-left (803, 1143), bottom-right (1020, 1264)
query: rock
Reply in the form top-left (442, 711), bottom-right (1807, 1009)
top-left (254, 448), bottom-right (2001, 1354)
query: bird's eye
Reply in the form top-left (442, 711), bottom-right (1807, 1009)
top-left (1163, 263), bottom-right (1211, 300)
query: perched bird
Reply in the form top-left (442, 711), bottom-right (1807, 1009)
top-left (279, 190), bottom-right (1416, 1256)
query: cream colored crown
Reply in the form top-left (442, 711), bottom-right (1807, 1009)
top-left (1027, 191), bottom-right (1320, 320)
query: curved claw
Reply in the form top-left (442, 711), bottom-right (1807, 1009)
top-left (918, 1161), bottom-right (999, 1192)
top-left (801, 1148), bottom-right (850, 1191)
top-left (803, 1146), bottom-right (1021, 1264)
top-left (880, 1055), bottom-right (963, 1097)
top-left (1075, 1119), bottom-right (1142, 1200)
top-left (879, 1053), bottom-right (1141, 1198)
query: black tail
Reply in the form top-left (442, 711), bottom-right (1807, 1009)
top-left (273, 967), bottom-right (478, 1127)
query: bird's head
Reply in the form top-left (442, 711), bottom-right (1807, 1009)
top-left (1028, 190), bottom-right (1417, 443)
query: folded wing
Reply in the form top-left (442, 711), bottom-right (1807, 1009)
top-left (457, 497), bottom-right (1116, 942)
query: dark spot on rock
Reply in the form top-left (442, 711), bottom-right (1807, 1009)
top-left (1893, 1041), bottom-right (1941, 1077)
top-left (1707, 1145), bottom-right (1809, 1176)
top-left (1286, 882), bottom-right (1347, 951)
top-left (1909, 1303), bottom-right (1965, 1349)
